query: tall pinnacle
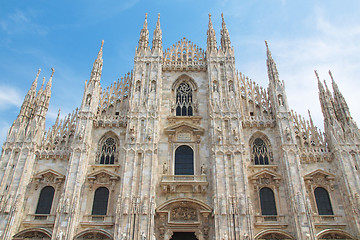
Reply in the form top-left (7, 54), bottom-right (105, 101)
top-left (138, 13), bottom-right (149, 52)
top-left (90, 40), bottom-right (104, 81)
top-left (207, 14), bottom-right (217, 53)
top-left (220, 13), bottom-right (231, 52)
top-left (45, 68), bottom-right (55, 95)
top-left (152, 13), bottom-right (162, 52)
top-left (315, 70), bottom-right (336, 122)
top-left (265, 41), bottom-right (279, 83)
top-left (329, 70), bottom-right (351, 123)
top-left (30, 68), bottom-right (41, 93)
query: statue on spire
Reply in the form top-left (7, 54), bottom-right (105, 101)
top-left (138, 13), bottom-right (149, 53)
top-left (206, 14), bottom-right (217, 54)
top-left (152, 13), bottom-right (163, 53)
top-left (220, 13), bottom-right (231, 52)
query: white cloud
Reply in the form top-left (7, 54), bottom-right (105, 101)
top-left (0, 9), bottom-right (47, 35)
top-left (0, 86), bottom-right (22, 110)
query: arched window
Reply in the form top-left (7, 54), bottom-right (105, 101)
top-left (35, 186), bottom-right (55, 214)
top-left (252, 138), bottom-right (270, 165)
top-left (176, 82), bottom-right (193, 116)
top-left (92, 187), bottom-right (109, 215)
top-left (175, 145), bottom-right (194, 175)
top-left (260, 187), bottom-right (277, 215)
top-left (314, 187), bottom-right (333, 215)
top-left (99, 137), bottom-right (116, 164)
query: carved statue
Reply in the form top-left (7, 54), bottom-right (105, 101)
top-left (201, 163), bottom-right (206, 175)
top-left (141, 232), bottom-right (146, 240)
top-left (121, 232), bottom-right (127, 240)
top-left (56, 231), bottom-right (64, 240)
top-left (162, 162), bottom-right (168, 174)
top-left (64, 198), bottom-right (70, 214)
top-left (222, 232), bottom-right (228, 240)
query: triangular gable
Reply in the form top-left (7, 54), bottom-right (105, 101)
top-left (87, 169), bottom-right (120, 181)
top-left (164, 121), bottom-right (204, 135)
top-left (249, 169), bottom-right (281, 181)
top-left (34, 169), bottom-right (65, 181)
top-left (304, 169), bottom-right (335, 181)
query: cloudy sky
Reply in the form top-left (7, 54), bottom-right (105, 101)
top-left (0, 0), bottom-right (359, 144)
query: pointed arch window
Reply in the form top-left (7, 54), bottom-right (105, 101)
top-left (176, 82), bottom-right (193, 116)
top-left (175, 145), bottom-right (194, 175)
top-left (253, 138), bottom-right (270, 165)
top-left (314, 187), bottom-right (333, 215)
top-left (92, 187), bottom-right (109, 215)
top-left (35, 186), bottom-right (55, 214)
top-left (260, 187), bottom-right (277, 215)
top-left (99, 137), bottom-right (116, 164)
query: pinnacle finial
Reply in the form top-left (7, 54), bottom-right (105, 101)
top-left (50, 67), bottom-right (55, 78)
top-left (144, 13), bottom-right (148, 28)
top-left (36, 68), bottom-right (41, 78)
top-left (314, 70), bottom-right (320, 82)
top-left (265, 40), bottom-right (272, 59)
top-left (328, 70), bottom-right (334, 82)
top-left (41, 77), bottom-right (46, 89)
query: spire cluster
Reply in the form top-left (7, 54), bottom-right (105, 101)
top-left (316, 70), bottom-right (353, 128)
top-left (137, 13), bottom-right (163, 55)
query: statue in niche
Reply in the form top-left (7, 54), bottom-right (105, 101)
top-left (201, 163), bottom-right (206, 175)
top-left (86, 94), bottom-right (91, 106)
top-left (56, 231), bottom-right (64, 240)
top-left (121, 232), bottom-right (127, 240)
top-left (64, 198), bottom-right (70, 214)
top-left (278, 94), bottom-right (284, 106)
top-left (141, 232), bottom-right (146, 240)
top-left (162, 162), bottom-right (168, 174)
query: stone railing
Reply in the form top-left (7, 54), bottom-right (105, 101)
top-left (94, 115), bottom-right (127, 128)
top-left (80, 215), bottom-right (114, 227)
top-left (242, 116), bottom-right (275, 128)
top-left (22, 214), bottom-right (55, 227)
top-left (312, 214), bottom-right (346, 227)
top-left (254, 215), bottom-right (288, 227)
top-left (160, 175), bottom-right (208, 193)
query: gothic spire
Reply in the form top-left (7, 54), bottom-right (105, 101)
top-left (315, 70), bottom-right (336, 123)
top-left (330, 70), bottom-right (352, 123)
top-left (265, 41), bottom-right (279, 83)
top-left (206, 14), bottom-right (217, 53)
top-left (220, 13), bottom-right (231, 52)
top-left (152, 13), bottom-right (163, 53)
top-left (45, 68), bottom-right (55, 96)
top-left (90, 40), bottom-right (104, 82)
top-left (18, 69), bottom-right (41, 120)
top-left (30, 68), bottom-right (41, 93)
top-left (138, 13), bottom-right (149, 52)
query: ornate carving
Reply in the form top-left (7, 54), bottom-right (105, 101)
top-left (170, 207), bottom-right (197, 221)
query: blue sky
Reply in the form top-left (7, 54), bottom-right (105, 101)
top-left (1, 0), bottom-right (360, 144)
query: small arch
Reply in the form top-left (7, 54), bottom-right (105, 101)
top-left (156, 198), bottom-right (212, 212)
top-left (255, 229), bottom-right (295, 240)
top-left (175, 145), bottom-right (194, 175)
top-left (13, 228), bottom-right (52, 239)
top-left (97, 132), bottom-right (119, 164)
top-left (92, 187), bottom-right (109, 215)
top-left (317, 229), bottom-right (355, 239)
top-left (252, 138), bottom-right (270, 165)
top-left (35, 186), bottom-right (55, 214)
top-left (260, 187), bottom-right (277, 215)
top-left (75, 229), bottom-right (113, 240)
top-left (314, 187), bottom-right (333, 215)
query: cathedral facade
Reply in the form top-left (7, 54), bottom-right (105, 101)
top-left (0, 13), bottom-right (359, 240)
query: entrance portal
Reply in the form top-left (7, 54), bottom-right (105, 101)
top-left (171, 232), bottom-right (198, 240)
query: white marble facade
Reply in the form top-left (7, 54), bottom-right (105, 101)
top-left (0, 13), bottom-right (359, 240)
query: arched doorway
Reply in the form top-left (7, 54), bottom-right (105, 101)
top-left (156, 198), bottom-right (212, 240)
top-left (171, 232), bottom-right (198, 240)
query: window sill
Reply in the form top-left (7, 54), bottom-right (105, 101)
top-left (160, 174), bottom-right (208, 193)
